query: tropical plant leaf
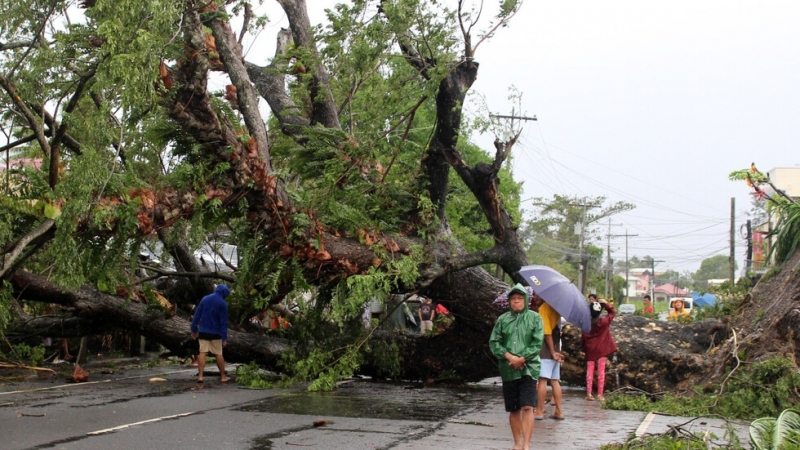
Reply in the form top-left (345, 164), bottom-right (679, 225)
top-left (750, 417), bottom-right (775, 450)
top-left (775, 408), bottom-right (800, 450)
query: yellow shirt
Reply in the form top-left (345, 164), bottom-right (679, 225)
top-left (539, 303), bottom-right (560, 335)
top-left (538, 303), bottom-right (561, 358)
top-left (668, 309), bottom-right (690, 320)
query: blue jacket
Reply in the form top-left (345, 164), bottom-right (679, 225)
top-left (191, 284), bottom-right (230, 341)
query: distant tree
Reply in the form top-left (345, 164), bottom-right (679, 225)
top-left (693, 255), bottom-right (735, 286)
top-left (655, 269), bottom-right (680, 286)
top-left (521, 194), bottom-right (634, 291)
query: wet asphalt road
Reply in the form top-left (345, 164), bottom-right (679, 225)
top-left (0, 362), bottom-right (750, 450)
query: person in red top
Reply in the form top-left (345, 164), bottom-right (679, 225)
top-left (642, 294), bottom-right (655, 314)
top-left (581, 298), bottom-right (618, 401)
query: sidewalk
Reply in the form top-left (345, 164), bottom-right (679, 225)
top-left (391, 386), bottom-right (751, 449)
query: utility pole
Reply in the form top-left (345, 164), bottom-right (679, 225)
top-left (729, 197), bottom-right (736, 284)
top-left (746, 219), bottom-right (753, 273)
top-left (574, 202), bottom-right (601, 294)
top-left (649, 258), bottom-right (665, 301)
top-left (609, 231), bottom-right (638, 303)
top-left (604, 219), bottom-right (623, 299)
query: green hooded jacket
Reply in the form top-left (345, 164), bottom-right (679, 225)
top-left (488, 284), bottom-right (544, 381)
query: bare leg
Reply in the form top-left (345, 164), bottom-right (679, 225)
top-left (535, 378), bottom-right (547, 419)
top-left (61, 338), bottom-right (73, 361)
top-left (216, 353), bottom-right (229, 382)
top-left (550, 380), bottom-right (564, 418)
top-left (520, 405), bottom-right (535, 450)
top-left (509, 410), bottom-right (523, 450)
top-left (196, 352), bottom-right (207, 382)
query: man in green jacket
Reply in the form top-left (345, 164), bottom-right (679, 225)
top-left (489, 283), bottom-right (544, 450)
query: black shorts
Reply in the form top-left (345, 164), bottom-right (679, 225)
top-left (502, 376), bottom-right (538, 412)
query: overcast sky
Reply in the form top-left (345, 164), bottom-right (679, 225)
top-left (250, 0), bottom-right (800, 275)
top-left (474, 1), bottom-right (800, 276)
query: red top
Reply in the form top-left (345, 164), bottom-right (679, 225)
top-left (581, 303), bottom-right (618, 361)
top-left (643, 304), bottom-right (654, 314)
top-left (435, 303), bottom-right (450, 315)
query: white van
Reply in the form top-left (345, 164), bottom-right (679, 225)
top-left (669, 297), bottom-right (693, 314)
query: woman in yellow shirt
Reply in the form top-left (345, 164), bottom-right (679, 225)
top-left (668, 299), bottom-right (690, 320)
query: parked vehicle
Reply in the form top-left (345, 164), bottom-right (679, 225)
top-left (618, 304), bottom-right (636, 315)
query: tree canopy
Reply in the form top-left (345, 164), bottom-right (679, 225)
top-left (0, 0), bottom-right (536, 385)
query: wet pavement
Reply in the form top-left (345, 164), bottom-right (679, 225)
top-left (0, 359), bottom-right (750, 449)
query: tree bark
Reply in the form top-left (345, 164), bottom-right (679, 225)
top-left (10, 270), bottom-right (289, 367)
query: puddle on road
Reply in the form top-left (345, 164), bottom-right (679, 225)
top-left (237, 379), bottom-right (497, 421)
top-left (243, 380), bottom-right (499, 450)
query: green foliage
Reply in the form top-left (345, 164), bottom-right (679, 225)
top-left (693, 278), bottom-right (751, 322)
top-left (366, 340), bottom-right (403, 379)
top-left (731, 164), bottom-right (800, 265)
top-left (1, 0), bottom-right (531, 391)
top-left (601, 426), bottom-right (744, 450)
top-left (234, 361), bottom-right (276, 389)
top-left (0, 281), bottom-right (13, 335)
top-left (769, 201), bottom-right (800, 265)
top-left (4, 343), bottom-right (47, 366)
top-left (604, 358), bottom-right (800, 420)
top-left (750, 408), bottom-right (800, 450)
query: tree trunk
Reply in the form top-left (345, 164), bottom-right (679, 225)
top-left (11, 266), bottom-right (737, 391)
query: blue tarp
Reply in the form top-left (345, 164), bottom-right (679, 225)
top-left (690, 291), bottom-right (718, 308)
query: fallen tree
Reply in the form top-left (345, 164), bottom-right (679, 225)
top-left (0, 0), bottom-right (772, 393)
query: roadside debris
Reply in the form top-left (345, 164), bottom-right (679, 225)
top-left (69, 364), bottom-right (89, 383)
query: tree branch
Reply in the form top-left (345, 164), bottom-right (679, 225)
top-left (136, 265), bottom-right (236, 283)
top-left (0, 134), bottom-right (36, 153)
top-left (277, 0), bottom-right (340, 129)
top-left (0, 75), bottom-right (51, 157)
top-left (208, 16), bottom-right (272, 164)
top-left (247, 29), bottom-right (310, 137)
top-left (0, 219), bottom-right (55, 279)
top-left (0, 40), bottom-right (36, 51)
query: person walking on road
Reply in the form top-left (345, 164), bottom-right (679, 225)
top-left (191, 284), bottom-right (231, 383)
top-left (581, 298), bottom-right (618, 401)
top-left (489, 284), bottom-right (544, 450)
top-left (531, 293), bottom-right (565, 420)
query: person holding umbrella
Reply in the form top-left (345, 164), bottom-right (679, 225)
top-left (489, 284), bottom-right (544, 450)
top-left (530, 293), bottom-right (565, 420)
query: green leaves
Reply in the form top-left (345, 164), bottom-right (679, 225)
top-left (751, 408), bottom-right (800, 450)
top-left (751, 417), bottom-right (775, 450)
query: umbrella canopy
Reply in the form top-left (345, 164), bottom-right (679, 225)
top-left (690, 291), bottom-right (718, 308)
top-left (492, 286), bottom-right (536, 310)
top-left (518, 265), bottom-right (592, 332)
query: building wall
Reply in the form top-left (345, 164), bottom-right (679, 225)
top-left (768, 167), bottom-right (800, 198)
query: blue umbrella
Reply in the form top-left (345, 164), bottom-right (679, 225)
top-left (690, 291), bottom-right (717, 308)
top-left (518, 265), bottom-right (592, 332)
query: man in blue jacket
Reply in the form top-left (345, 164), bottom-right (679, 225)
top-left (489, 284), bottom-right (544, 450)
top-left (191, 284), bottom-right (231, 383)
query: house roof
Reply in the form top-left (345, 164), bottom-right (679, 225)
top-left (654, 283), bottom-right (689, 295)
top-left (0, 158), bottom-right (43, 171)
